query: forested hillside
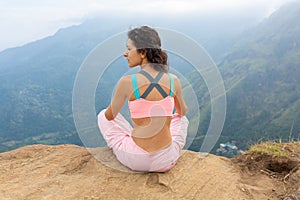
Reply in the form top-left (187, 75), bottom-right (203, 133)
top-left (189, 1), bottom-right (300, 152)
top-left (0, 21), bottom-right (119, 151)
top-left (0, 2), bottom-right (299, 153)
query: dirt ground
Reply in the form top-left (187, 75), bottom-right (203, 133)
top-left (232, 142), bottom-right (300, 199)
top-left (0, 143), bottom-right (299, 200)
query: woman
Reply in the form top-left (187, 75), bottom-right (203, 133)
top-left (98, 26), bottom-right (189, 172)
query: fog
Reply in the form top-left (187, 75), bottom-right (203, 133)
top-left (0, 0), bottom-right (297, 51)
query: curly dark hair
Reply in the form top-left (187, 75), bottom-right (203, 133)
top-left (127, 26), bottom-right (169, 72)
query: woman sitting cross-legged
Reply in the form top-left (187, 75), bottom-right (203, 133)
top-left (98, 26), bottom-right (189, 172)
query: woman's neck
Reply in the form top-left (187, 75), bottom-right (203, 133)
top-left (140, 63), bottom-right (156, 72)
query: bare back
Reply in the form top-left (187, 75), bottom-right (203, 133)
top-left (128, 72), bottom-right (173, 153)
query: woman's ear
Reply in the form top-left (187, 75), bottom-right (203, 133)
top-left (140, 49), bottom-right (147, 59)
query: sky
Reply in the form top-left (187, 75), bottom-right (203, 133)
top-left (0, 0), bottom-right (297, 52)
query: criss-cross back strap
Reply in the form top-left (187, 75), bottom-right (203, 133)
top-left (139, 70), bottom-right (168, 98)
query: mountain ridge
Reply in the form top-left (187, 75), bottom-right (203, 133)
top-left (0, 2), bottom-right (300, 152)
top-left (189, 1), bottom-right (300, 152)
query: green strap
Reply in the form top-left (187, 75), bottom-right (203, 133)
top-left (169, 74), bottom-right (174, 96)
top-left (131, 74), bottom-right (140, 99)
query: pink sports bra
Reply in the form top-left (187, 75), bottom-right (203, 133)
top-left (128, 70), bottom-right (175, 118)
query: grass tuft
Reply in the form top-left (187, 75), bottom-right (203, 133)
top-left (248, 141), bottom-right (300, 157)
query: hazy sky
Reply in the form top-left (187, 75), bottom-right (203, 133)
top-left (0, 0), bottom-right (296, 52)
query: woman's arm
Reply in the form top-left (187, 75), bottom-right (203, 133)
top-left (173, 76), bottom-right (188, 116)
top-left (104, 76), bottom-right (130, 120)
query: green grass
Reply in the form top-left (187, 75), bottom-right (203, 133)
top-left (249, 142), bottom-right (288, 157)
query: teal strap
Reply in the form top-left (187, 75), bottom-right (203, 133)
top-left (131, 74), bottom-right (140, 99)
top-left (169, 74), bottom-right (174, 96)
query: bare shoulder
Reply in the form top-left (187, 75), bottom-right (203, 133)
top-left (169, 73), bottom-right (181, 87)
top-left (169, 73), bottom-right (179, 80)
top-left (168, 73), bottom-right (183, 95)
top-left (118, 75), bottom-right (132, 84)
top-left (116, 75), bottom-right (131, 90)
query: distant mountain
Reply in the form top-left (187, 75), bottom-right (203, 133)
top-left (0, 12), bottom-right (261, 151)
top-left (189, 1), bottom-right (300, 151)
top-left (2, 3), bottom-right (299, 152)
top-left (0, 20), bottom-right (119, 151)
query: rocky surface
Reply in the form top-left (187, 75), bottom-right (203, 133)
top-left (0, 144), bottom-right (298, 199)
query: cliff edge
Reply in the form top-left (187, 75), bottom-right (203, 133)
top-left (0, 143), bottom-right (299, 199)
